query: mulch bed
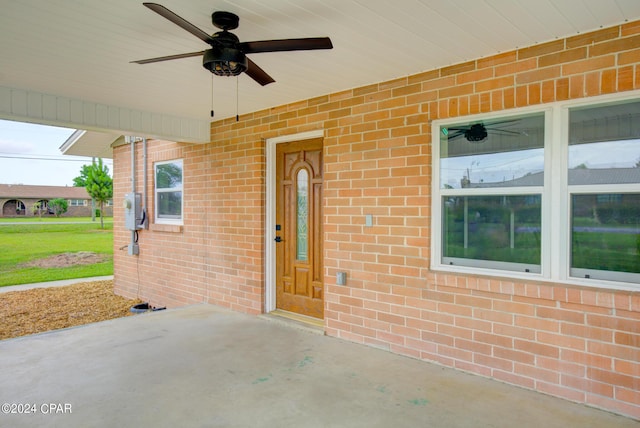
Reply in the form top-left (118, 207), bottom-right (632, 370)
top-left (0, 280), bottom-right (142, 340)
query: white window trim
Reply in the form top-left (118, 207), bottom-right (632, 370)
top-left (68, 199), bottom-right (88, 207)
top-left (154, 159), bottom-right (184, 225)
top-left (431, 91), bottom-right (640, 291)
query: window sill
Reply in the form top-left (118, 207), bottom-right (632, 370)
top-left (430, 263), bottom-right (640, 293)
top-left (150, 223), bottom-right (183, 233)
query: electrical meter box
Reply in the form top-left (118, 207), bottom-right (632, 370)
top-left (124, 192), bottom-right (142, 231)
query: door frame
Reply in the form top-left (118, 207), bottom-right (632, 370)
top-left (265, 129), bottom-right (325, 314)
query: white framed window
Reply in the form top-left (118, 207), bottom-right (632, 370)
top-left (69, 199), bottom-right (87, 206)
top-left (437, 111), bottom-right (545, 274)
top-left (432, 93), bottom-right (640, 290)
top-left (154, 159), bottom-right (183, 224)
top-left (567, 100), bottom-right (640, 284)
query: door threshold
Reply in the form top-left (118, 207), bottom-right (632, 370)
top-left (261, 309), bottom-right (324, 334)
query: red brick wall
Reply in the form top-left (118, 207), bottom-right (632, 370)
top-left (114, 139), bottom-right (264, 313)
top-left (113, 21), bottom-right (640, 418)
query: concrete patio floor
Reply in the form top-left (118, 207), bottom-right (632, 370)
top-left (0, 304), bottom-right (636, 428)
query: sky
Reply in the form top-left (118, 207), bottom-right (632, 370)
top-left (0, 119), bottom-right (113, 187)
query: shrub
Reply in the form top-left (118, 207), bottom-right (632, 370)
top-left (49, 198), bottom-right (69, 217)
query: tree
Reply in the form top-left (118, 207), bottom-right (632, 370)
top-left (49, 198), bottom-right (68, 217)
top-left (85, 158), bottom-right (113, 229)
top-left (73, 164), bottom-right (93, 187)
top-left (75, 162), bottom-right (97, 221)
top-left (31, 201), bottom-right (43, 220)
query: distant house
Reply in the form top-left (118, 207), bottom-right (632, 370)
top-left (0, 184), bottom-right (112, 217)
top-left (464, 168), bottom-right (640, 188)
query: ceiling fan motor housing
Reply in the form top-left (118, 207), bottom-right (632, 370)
top-left (203, 47), bottom-right (247, 76)
top-left (465, 123), bottom-right (488, 142)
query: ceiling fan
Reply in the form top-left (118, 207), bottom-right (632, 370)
top-left (131, 3), bottom-right (333, 86)
top-left (443, 120), bottom-right (523, 142)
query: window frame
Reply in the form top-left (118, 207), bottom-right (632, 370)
top-left (431, 92), bottom-right (640, 291)
top-left (154, 159), bottom-right (184, 225)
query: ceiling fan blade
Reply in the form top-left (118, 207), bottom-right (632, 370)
top-left (484, 119), bottom-right (521, 127)
top-left (447, 131), bottom-right (466, 140)
top-left (239, 37), bottom-right (333, 54)
top-left (245, 58), bottom-right (275, 86)
top-left (143, 3), bottom-right (216, 45)
top-left (131, 50), bottom-right (205, 64)
top-left (485, 129), bottom-right (523, 135)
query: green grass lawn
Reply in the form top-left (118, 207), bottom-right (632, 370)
top-left (0, 216), bottom-right (112, 223)
top-left (0, 222), bottom-right (113, 287)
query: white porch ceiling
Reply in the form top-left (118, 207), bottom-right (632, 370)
top-left (1, 0), bottom-right (640, 150)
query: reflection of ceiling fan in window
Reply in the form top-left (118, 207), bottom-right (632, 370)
top-left (443, 120), bottom-right (523, 142)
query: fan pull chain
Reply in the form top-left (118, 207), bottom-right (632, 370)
top-left (211, 73), bottom-right (219, 117)
top-left (236, 76), bottom-right (239, 122)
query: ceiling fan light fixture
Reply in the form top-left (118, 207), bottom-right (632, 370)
top-left (203, 48), bottom-right (247, 76)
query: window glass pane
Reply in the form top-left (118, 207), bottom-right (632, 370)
top-left (443, 195), bottom-right (541, 266)
top-left (156, 162), bottom-right (183, 189)
top-left (158, 191), bottom-right (182, 218)
top-left (569, 101), bottom-right (640, 185)
top-left (155, 160), bottom-right (183, 223)
top-left (571, 193), bottom-right (640, 275)
top-left (296, 169), bottom-right (309, 261)
top-left (440, 113), bottom-right (545, 189)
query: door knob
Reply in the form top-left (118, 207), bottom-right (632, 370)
top-left (274, 236), bottom-right (283, 243)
